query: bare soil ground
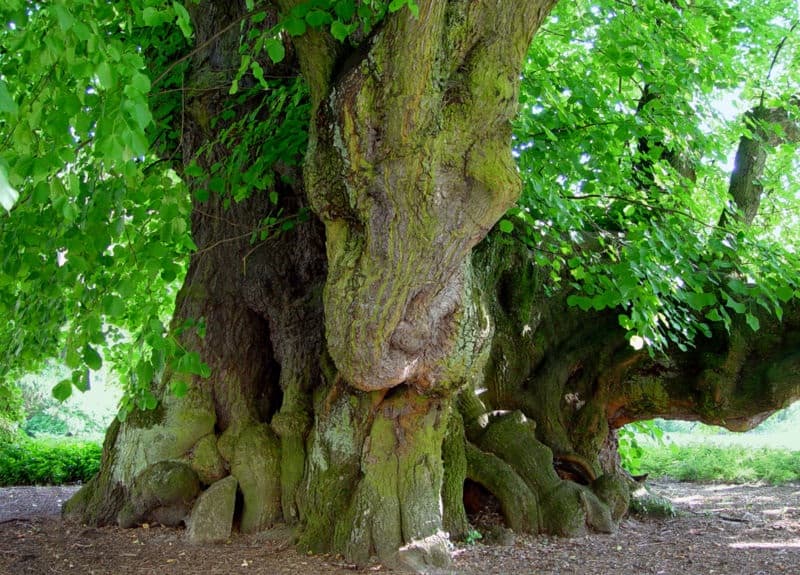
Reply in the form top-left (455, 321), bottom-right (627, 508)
top-left (1, 480), bottom-right (798, 574)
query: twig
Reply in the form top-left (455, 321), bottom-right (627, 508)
top-left (761, 20), bottom-right (799, 105)
top-left (564, 193), bottom-right (727, 231)
top-left (152, 11), bottom-right (255, 88)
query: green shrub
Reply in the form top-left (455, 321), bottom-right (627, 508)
top-left (0, 436), bottom-right (102, 486)
top-left (619, 420), bottom-right (664, 474)
top-left (638, 444), bottom-right (800, 485)
top-left (23, 412), bottom-right (70, 436)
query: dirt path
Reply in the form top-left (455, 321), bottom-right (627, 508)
top-left (1, 480), bottom-right (798, 574)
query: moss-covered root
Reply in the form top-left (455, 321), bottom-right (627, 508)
top-left (476, 410), bottom-right (617, 536)
top-left (218, 423), bottom-right (282, 533)
top-left (591, 473), bottom-right (631, 521)
top-left (295, 385), bottom-right (365, 556)
top-left (464, 441), bottom-right (539, 533)
top-left (441, 410), bottom-right (469, 540)
top-left (271, 383), bottom-right (312, 523)
top-left (117, 461), bottom-right (201, 528)
top-left (539, 481), bottom-right (615, 535)
top-left (336, 391), bottom-right (452, 571)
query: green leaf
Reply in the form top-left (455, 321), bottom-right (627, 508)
top-left (498, 219), bottom-right (514, 233)
top-left (775, 284), bottom-right (794, 302)
top-left (334, 0), bottom-right (356, 20)
top-left (0, 81), bottom-right (18, 116)
top-left (184, 162), bottom-right (205, 178)
top-left (136, 360), bottom-right (155, 385)
top-left (685, 291), bottom-right (715, 311)
top-left (697, 322), bottom-right (712, 338)
top-left (330, 20), bottom-right (350, 42)
top-left (171, 380), bottom-right (189, 397)
top-left (173, 1), bottom-right (193, 38)
top-left (566, 294), bottom-right (593, 311)
top-left (83, 344), bottom-right (103, 370)
top-left (251, 60), bottom-right (266, 87)
top-left (65, 344), bottom-right (82, 369)
top-left (284, 17), bottom-right (307, 36)
top-left (199, 362), bottom-right (211, 378)
top-left (618, 314), bottom-right (634, 330)
top-left (305, 9), bottom-right (333, 27)
top-left (727, 278), bottom-right (748, 295)
top-left (52, 4), bottom-right (75, 31)
top-left (264, 38), bottom-right (286, 64)
top-left (95, 62), bottom-right (115, 90)
top-left (52, 379), bottom-right (73, 402)
top-left (724, 294), bottom-right (746, 314)
top-left (388, 0), bottom-right (407, 12)
top-left (144, 393), bottom-right (158, 410)
top-left (129, 72), bottom-right (151, 94)
top-left (142, 7), bottom-right (171, 26)
top-left (745, 313), bottom-right (760, 332)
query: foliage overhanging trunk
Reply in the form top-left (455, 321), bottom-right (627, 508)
top-left (64, 1), bottom-right (800, 572)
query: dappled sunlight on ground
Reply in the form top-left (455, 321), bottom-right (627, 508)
top-left (650, 479), bottom-right (800, 567)
top-left (730, 539), bottom-right (800, 549)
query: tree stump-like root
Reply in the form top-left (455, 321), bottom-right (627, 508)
top-left (460, 410), bottom-right (629, 537)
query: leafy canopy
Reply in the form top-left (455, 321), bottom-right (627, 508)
top-left (504, 0), bottom-right (799, 350)
top-left (1, 0), bottom-right (799, 420)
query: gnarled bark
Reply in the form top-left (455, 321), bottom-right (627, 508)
top-left (65, 2), bottom-right (800, 573)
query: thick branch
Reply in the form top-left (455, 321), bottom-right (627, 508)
top-left (474, 236), bottom-right (800, 468)
top-left (605, 304), bottom-right (800, 430)
top-left (723, 100), bottom-right (800, 225)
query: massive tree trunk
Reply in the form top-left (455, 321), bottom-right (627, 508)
top-left (64, 1), bottom-right (800, 571)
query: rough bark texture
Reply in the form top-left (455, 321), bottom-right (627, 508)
top-left (300, 0), bottom-right (558, 391)
top-left (723, 99), bottom-right (800, 226)
top-left (65, 1), bottom-right (800, 572)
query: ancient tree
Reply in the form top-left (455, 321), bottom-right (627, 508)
top-left (1, 0), bottom-right (798, 570)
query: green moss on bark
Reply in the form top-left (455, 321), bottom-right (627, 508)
top-left (441, 411), bottom-right (469, 539)
top-left (221, 423), bottom-right (282, 533)
top-left (117, 461), bottom-right (201, 528)
top-left (271, 383), bottom-right (312, 523)
top-left (184, 433), bottom-right (227, 486)
top-left (337, 392), bottom-right (451, 569)
top-left (465, 442), bottom-right (540, 533)
top-left (297, 387), bottom-right (365, 554)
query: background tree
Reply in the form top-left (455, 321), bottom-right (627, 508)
top-left (1, 0), bottom-right (798, 571)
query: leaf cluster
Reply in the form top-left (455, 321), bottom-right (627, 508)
top-left (0, 1), bottom-right (195, 413)
top-left (230, 0), bottom-right (419, 93)
top-left (506, 0), bottom-right (800, 351)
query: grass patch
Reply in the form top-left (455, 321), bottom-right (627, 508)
top-left (0, 435), bottom-right (101, 486)
top-left (639, 444), bottom-right (800, 485)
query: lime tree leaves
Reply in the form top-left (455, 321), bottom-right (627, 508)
top-left (231, 0), bottom-right (419, 93)
top-left (280, 0), bottom-right (419, 44)
top-left (510, 0), bottom-right (800, 352)
top-left (0, 1), bottom-right (198, 412)
top-left (1, 0), bottom-right (409, 422)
